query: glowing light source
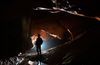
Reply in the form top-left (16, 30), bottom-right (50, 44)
top-left (28, 60), bottom-right (34, 65)
top-left (31, 29), bottom-right (61, 50)
top-left (31, 35), bottom-right (38, 48)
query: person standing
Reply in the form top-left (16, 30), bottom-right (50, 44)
top-left (35, 34), bottom-right (43, 55)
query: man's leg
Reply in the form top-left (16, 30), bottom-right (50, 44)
top-left (36, 46), bottom-right (39, 55)
top-left (38, 46), bottom-right (41, 55)
top-left (40, 46), bottom-right (41, 55)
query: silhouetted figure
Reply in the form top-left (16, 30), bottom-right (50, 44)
top-left (35, 34), bottom-right (43, 55)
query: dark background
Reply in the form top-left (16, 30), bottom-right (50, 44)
top-left (0, 0), bottom-right (100, 60)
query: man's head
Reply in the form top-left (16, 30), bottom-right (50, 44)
top-left (38, 34), bottom-right (41, 37)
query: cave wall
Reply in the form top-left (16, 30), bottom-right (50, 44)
top-left (0, 0), bottom-right (32, 59)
